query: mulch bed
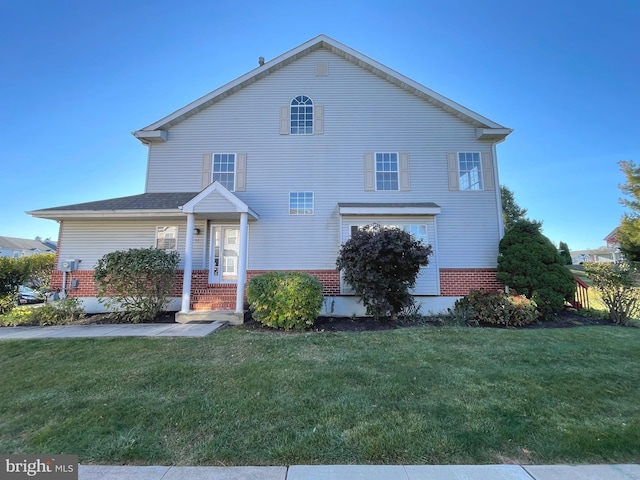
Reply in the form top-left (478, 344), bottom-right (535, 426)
top-left (76, 309), bottom-right (615, 331)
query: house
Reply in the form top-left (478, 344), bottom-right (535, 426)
top-left (571, 226), bottom-right (622, 264)
top-left (28, 35), bottom-right (512, 322)
top-left (0, 236), bottom-right (56, 258)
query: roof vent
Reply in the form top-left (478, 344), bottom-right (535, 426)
top-left (258, 57), bottom-right (265, 66)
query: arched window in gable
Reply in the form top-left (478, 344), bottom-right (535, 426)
top-left (290, 95), bottom-right (313, 135)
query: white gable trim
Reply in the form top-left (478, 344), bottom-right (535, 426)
top-left (182, 181), bottom-right (259, 219)
top-left (133, 35), bottom-right (512, 139)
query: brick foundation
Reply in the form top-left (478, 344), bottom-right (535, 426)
top-left (439, 268), bottom-right (504, 296)
top-left (52, 268), bottom-right (341, 311)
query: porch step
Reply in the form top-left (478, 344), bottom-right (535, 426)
top-left (176, 310), bottom-right (245, 325)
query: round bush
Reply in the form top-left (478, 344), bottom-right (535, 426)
top-left (246, 271), bottom-right (323, 330)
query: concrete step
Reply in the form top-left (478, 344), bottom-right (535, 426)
top-left (176, 310), bottom-right (244, 325)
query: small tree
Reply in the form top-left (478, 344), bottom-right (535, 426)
top-left (22, 253), bottom-right (56, 290)
top-left (94, 248), bottom-right (180, 323)
top-left (497, 219), bottom-right (575, 315)
top-left (559, 241), bottom-right (573, 265)
top-left (336, 224), bottom-right (431, 319)
top-left (617, 160), bottom-right (640, 261)
top-left (584, 262), bottom-right (640, 326)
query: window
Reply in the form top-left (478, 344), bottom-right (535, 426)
top-left (376, 152), bottom-right (399, 190)
top-left (290, 96), bottom-right (313, 135)
top-left (289, 192), bottom-right (314, 215)
top-left (458, 152), bottom-right (483, 190)
top-left (212, 153), bottom-right (236, 191)
top-left (156, 226), bottom-right (178, 250)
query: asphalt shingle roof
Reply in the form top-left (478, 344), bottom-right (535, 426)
top-left (32, 192), bottom-right (199, 212)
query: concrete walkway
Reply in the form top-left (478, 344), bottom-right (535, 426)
top-left (0, 322), bottom-right (226, 339)
top-left (78, 464), bottom-right (640, 480)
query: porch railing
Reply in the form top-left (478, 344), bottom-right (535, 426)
top-left (571, 274), bottom-right (590, 310)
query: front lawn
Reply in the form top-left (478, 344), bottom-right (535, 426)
top-left (0, 325), bottom-right (638, 465)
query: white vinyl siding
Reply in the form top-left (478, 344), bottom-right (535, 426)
top-left (57, 219), bottom-right (207, 270)
top-left (143, 48), bottom-right (501, 271)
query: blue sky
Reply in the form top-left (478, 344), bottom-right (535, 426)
top-left (1, 0), bottom-right (638, 251)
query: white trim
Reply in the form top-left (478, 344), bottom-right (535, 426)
top-left (339, 205), bottom-right (441, 216)
top-left (181, 214), bottom-right (195, 312)
top-left (288, 191), bottom-right (315, 215)
top-left (236, 212), bottom-right (249, 313)
top-left (182, 181), bottom-right (260, 219)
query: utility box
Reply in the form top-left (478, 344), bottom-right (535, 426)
top-left (59, 259), bottom-right (79, 272)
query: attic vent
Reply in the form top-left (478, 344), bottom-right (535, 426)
top-left (258, 57), bottom-right (265, 66)
top-left (316, 61), bottom-right (328, 76)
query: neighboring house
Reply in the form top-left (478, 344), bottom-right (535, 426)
top-left (0, 236), bottom-right (56, 258)
top-left (28, 34), bottom-right (512, 322)
top-left (571, 227), bottom-right (622, 264)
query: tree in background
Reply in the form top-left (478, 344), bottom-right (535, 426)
top-left (558, 241), bottom-right (573, 265)
top-left (501, 185), bottom-right (528, 232)
top-left (617, 160), bottom-right (640, 261)
top-left (336, 224), bottom-right (432, 319)
top-left (497, 219), bottom-right (575, 315)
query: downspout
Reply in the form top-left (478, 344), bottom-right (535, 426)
top-left (492, 141), bottom-right (504, 240)
top-left (235, 212), bottom-right (249, 313)
top-left (181, 213), bottom-right (195, 313)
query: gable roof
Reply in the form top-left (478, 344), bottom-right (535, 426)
top-left (0, 236), bottom-right (55, 254)
top-left (133, 34), bottom-right (512, 144)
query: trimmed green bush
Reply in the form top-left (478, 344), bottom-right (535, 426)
top-left (94, 248), bottom-right (179, 323)
top-left (451, 290), bottom-right (539, 327)
top-left (497, 219), bottom-right (575, 315)
top-left (247, 271), bottom-right (323, 330)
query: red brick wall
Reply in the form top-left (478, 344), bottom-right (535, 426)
top-left (439, 268), bottom-right (504, 296)
top-left (52, 268), bottom-right (341, 311)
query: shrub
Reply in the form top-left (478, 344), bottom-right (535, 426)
top-left (497, 219), bottom-right (575, 315)
top-left (583, 262), bottom-right (640, 326)
top-left (94, 248), bottom-right (180, 323)
top-left (0, 298), bottom-right (85, 327)
top-left (451, 290), bottom-right (538, 327)
top-left (33, 298), bottom-right (85, 325)
top-left (247, 271), bottom-right (323, 330)
top-left (336, 224), bottom-right (432, 319)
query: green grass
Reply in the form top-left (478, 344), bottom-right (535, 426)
top-left (1, 325), bottom-right (639, 466)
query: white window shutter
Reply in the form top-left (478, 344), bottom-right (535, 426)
top-left (364, 152), bottom-right (375, 191)
top-left (314, 105), bottom-right (324, 135)
top-left (280, 106), bottom-right (289, 135)
top-left (236, 153), bottom-right (247, 191)
top-left (482, 152), bottom-right (495, 191)
top-left (447, 152), bottom-right (459, 191)
top-left (201, 153), bottom-right (212, 190)
top-left (399, 152), bottom-right (410, 191)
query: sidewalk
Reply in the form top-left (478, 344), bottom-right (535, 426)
top-left (78, 464), bottom-right (640, 480)
top-left (0, 322), bottom-right (225, 339)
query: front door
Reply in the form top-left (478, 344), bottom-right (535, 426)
top-left (208, 226), bottom-right (240, 283)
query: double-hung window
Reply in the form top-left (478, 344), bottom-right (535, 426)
top-left (212, 153), bottom-right (236, 191)
top-left (156, 226), bottom-right (178, 250)
top-left (458, 152), bottom-right (483, 190)
top-left (376, 152), bottom-right (399, 191)
top-left (290, 96), bottom-right (313, 135)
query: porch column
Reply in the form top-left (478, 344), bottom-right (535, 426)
top-left (235, 212), bottom-right (249, 313)
top-left (181, 213), bottom-right (195, 313)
